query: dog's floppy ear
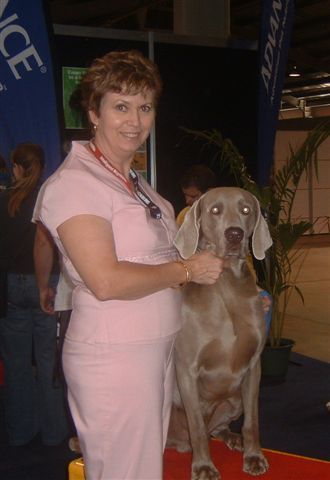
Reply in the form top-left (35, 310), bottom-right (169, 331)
top-left (251, 195), bottom-right (273, 260)
top-left (174, 198), bottom-right (202, 259)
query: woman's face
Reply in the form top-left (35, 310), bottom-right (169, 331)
top-left (89, 89), bottom-right (155, 160)
top-left (12, 163), bottom-right (24, 180)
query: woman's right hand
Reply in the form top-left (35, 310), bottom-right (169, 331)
top-left (183, 251), bottom-right (224, 285)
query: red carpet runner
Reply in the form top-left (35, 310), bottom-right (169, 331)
top-left (68, 439), bottom-right (330, 479)
top-left (164, 439), bottom-right (330, 480)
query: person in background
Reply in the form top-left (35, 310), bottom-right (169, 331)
top-left (36, 50), bottom-right (223, 480)
top-left (176, 163), bottom-right (217, 226)
top-left (0, 153), bottom-right (11, 317)
top-left (33, 218), bottom-right (76, 439)
top-left (0, 143), bottom-right (67, 446)
top-left (0, 154), bottom-right (11, 190)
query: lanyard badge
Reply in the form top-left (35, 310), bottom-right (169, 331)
top-left (89, 141), bottom-right (162, 220)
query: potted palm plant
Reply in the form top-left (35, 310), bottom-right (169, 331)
top-left (183, 121), bottom-right (330, 380)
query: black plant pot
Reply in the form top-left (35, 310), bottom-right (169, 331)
top-left (261, 338), bottom-right (295, 386)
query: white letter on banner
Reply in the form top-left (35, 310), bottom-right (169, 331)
top-left (264, 42), bottom-right (274, 73)
top-left (272, 0), bottom-right (282, 23)
top-left (261, 65), bottom-right (271, 93)
top-left (8, 45), bottom-right (43, 79)
top-left (0, 12), bottom-right (17, 29)
top-left (268, 15), bottom-right (279, 47)
top-left (0, 24), bottom-right (29, 57)
top-left (0, 0), bottom-right (10, 18)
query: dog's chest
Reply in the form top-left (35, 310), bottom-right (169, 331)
top-left (180, 279), bottom-right (264, 394)
top-left (182, 273), bottom-right (263, 338)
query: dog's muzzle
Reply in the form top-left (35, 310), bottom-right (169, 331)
top-left (224, 227), bottom-right (244, 245)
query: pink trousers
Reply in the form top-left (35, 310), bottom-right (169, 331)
top-left (63, 333), bottom-right (176, 480)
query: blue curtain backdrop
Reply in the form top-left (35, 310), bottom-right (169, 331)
top-left (257, 0), bottom-right (295, 185)
top-left (0, 0), bottom-right (61, 178)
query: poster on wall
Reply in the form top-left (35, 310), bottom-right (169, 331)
top-left (62, 66), bottom-right (87, 129)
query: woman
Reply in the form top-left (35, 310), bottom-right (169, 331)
top-left (37, 50), bottom-right (223, 479)
top-left (0, 143), bottom-right (67, 446)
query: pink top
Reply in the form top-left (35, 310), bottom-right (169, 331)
top-left (39, 141), bottom-right (182, 344)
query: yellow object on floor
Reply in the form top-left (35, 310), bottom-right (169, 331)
top-left (68, 457), bottom-right (85, 480)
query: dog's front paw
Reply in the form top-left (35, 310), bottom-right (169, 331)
top-left (221, 431), bottom-right (244, 452)
top-left (176, 442), bottom-right (192, 453)
top-left (192, 461), bottom-right (220, 480)
top-left (243, 453), bottom-right (269, 476)
top-left (166, 438), bottom-right (192, 453)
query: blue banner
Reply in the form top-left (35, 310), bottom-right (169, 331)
top-left (0, 0), bottom-right (61, 178)
top-left (257, 0), bottom-right (295, 185)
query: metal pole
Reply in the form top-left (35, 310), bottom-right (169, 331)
top-left (148, 31), bottom-right (157, 190)
top-left (308, 154), bottom-right (314, 232)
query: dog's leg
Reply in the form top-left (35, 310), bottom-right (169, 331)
top-left (241, 360), bottom-right (269, 475)
top-left (208, 396), bottom-right (244, 452)
top-left (175, 361), bottom-right (220, 480)
top-left (166, 404), bottom-right (192, 452)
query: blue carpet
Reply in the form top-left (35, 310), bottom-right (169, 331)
top-left (259, 352), bottom-right (330, 461)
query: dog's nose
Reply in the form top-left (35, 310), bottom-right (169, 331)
top-left (224, 227), bottom-right (244, 244)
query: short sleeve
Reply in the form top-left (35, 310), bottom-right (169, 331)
top-left (32, 180), bottom-right (47, 223)
top-left (39, 169), bottom-right (112, 237)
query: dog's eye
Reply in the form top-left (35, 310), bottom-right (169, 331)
top-left (242, 206), bottom-right (250, 215)
top-left (211, 206), bottom-right (220, 215)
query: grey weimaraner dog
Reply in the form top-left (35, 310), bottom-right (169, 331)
top-left (167, 187), bottom-right (273, 480)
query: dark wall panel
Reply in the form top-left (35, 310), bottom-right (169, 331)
top-left (155, 43), bottom-right (258, 212)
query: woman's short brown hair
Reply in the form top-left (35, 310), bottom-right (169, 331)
top-left (80, 50), bottom-right (163, 116)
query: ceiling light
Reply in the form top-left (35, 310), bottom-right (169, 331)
top-left (289, 65), bottom-right (301, 77)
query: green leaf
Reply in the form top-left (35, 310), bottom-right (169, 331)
top-left (278, 222), bottom-right (312, 250)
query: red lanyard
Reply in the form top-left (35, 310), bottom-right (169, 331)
top-left (89, 140), bottom-right (162, 220)
top-left (89, 141), bottom-right (133, 192)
